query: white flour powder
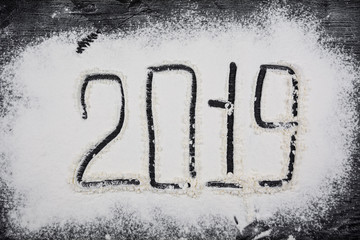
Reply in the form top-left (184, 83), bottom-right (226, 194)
top-left (0, 6), bottom-right (358, 238)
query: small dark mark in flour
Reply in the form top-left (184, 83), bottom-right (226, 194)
top-left (76, 30), bottom-right (101, 54)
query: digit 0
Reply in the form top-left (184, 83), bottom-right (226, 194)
top-left (146, 65), bottom-right (197, 189)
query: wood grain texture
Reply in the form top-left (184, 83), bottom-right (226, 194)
top-left (0, 0), bottom-right (359, 239)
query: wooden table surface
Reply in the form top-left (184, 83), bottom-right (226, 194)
top-left (0, 0), bottom-right (359, 239)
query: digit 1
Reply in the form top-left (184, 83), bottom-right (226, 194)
top-left (254, 65), bottom-right (299, 187)
top-left (146, 64), bottom-right (197, 189)
top-left (206, 62), bottom-right (242, 189)
top-left (76, 74), bottom-right (140, 188)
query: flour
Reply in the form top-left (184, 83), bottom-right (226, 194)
top-left (0, 5), bottom-right (358, 238)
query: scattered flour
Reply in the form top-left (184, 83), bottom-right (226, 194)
top-left (0, 6), bottom-right (358, 238)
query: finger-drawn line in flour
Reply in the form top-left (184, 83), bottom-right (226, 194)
top-left (206, 62), bottom-right (242, 189)
top-left (254, 65), bottom-right (298, 129)
top-left (146, 65), bottom-right (197, 189)
top-left (76, 30), bottom-right (101, 54)
top-left (206, 181), bottom-right (242, 188)
top-left (254, 65), bottom-right (298, 187)
top-left (73, 64), bottom-right (298, 190)
top-left (76, 74), bottom-right (140, 188)
top-left (258, 133), bottom-right (297, 187)
top-left (208, 62), bottom-right (237, 173)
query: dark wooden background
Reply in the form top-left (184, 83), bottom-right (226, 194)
top-left (0, 0), bottom-right (359, 239)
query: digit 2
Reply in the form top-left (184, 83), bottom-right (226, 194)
top-left (75, 74), bottom-right (140, 188)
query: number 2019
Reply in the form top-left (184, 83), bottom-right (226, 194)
top-left (75, 63), bottom-right (299, 191)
